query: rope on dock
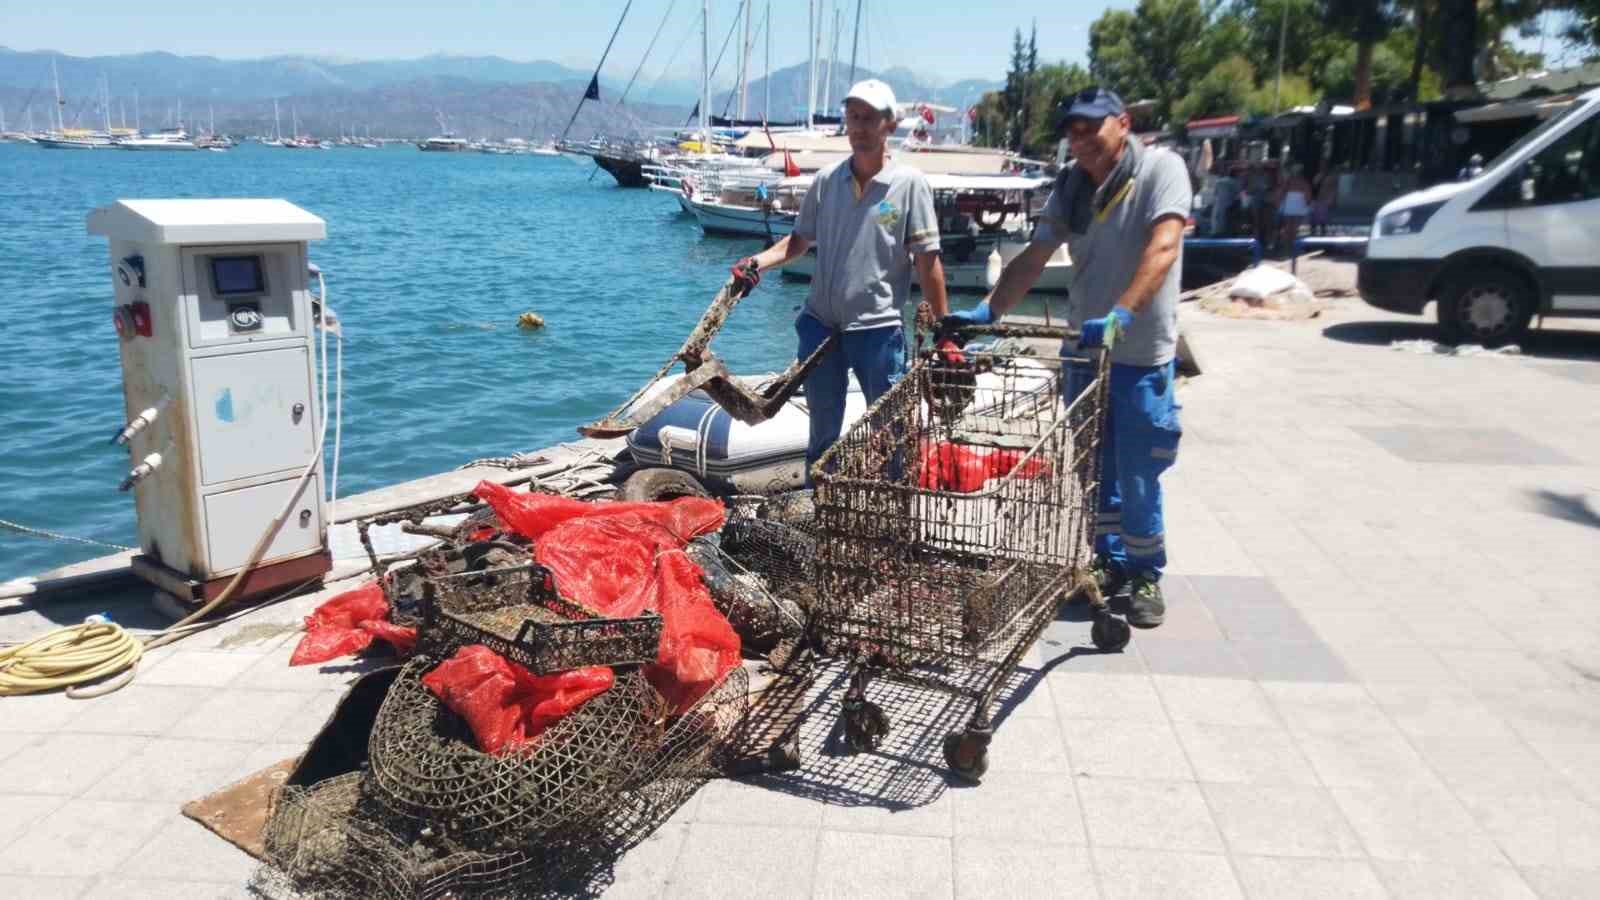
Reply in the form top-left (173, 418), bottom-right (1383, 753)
top-left (0, 518), bottom-right (134, 552)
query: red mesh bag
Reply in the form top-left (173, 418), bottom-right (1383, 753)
top-left (420, 644), bottom-right (615, 755)
top-left (289, 581), bottom-right (418, 666)
top-left (917, 440), bottom-right (1050, 493)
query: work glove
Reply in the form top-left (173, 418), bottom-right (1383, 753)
top-left (730, 257), bottom-right (761, 293)
top-left (1078, 307), bottom-right (1134, 351)
top-left (935, 302), bottom-right (994, 347)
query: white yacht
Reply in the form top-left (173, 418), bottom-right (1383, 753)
top-left (117, 129), bottom-right (199, 151)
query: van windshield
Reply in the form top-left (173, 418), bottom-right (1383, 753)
top-left (1483, 99), bottom-right (1592, 172)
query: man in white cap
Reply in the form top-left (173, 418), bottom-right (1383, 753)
top-left (731, 79), bottom-right (948, 479)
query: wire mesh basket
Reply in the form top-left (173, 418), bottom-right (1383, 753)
top-left (363, 655), bottom-right (668, 852)
top-left (417, 564), bottom-right (662, 675)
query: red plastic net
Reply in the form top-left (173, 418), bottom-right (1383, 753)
top-left (290, 581), bottom-right (418, 667)
top-left (420, 645), bottom-right (615, 755)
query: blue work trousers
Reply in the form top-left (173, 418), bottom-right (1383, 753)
top-left (796, 313), bottom-right (905, 482)
top-left (1064, 359), bottom-right (1183, 579)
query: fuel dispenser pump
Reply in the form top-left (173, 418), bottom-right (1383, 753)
top-left (87, 199), bottom-right (342, 605)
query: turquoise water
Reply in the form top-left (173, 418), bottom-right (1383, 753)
top-left (0, 142), bottom-right (1024, 581)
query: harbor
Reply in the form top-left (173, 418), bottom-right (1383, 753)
top-left (5, 2), bottom-right (1600, 896)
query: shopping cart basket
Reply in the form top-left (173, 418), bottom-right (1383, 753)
top-left (810, 324), bottom-right (1122, 782)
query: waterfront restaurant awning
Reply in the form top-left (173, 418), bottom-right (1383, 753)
top-left (1454, 95), bottom-right (1579, 124)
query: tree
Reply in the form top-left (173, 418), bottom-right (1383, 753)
top-left (1320, 0), bottom-right (1405, 108)
top-left (1088, 0), bottom-right (1222, 125)
top-left (1173, 56), bottom-right (1258, 121)
top-left (1006, 28), bottom-right (1027, 151)
top-left (1023, 61), bottom-right (1097, 155)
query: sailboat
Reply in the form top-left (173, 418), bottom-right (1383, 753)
top-left (37, 58), bottom-right (112, 148)
top-left (417, 112), bottom-right (469, 151)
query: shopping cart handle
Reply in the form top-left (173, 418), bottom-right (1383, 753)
top-left (945, 322), bottom-right (1082, 342)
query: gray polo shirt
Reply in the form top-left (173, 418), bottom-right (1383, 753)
top-left (793, 158), bottom-right (941, 331)
top-left (1035, 146), bottom-right (1192, 367)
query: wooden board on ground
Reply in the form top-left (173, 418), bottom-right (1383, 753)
top-left (182, 756), bottom-right (300, 860)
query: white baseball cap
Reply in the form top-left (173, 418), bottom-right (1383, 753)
top-left (843, 79), bottom-right (898, 116)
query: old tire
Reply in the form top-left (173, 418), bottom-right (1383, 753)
top-left (1436, 267), bottom-right (1535, 347)
top-left (619, 467), bottom-right (710, 503)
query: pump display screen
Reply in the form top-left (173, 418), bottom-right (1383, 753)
top-left (210, 256), bottom-right (265, 296)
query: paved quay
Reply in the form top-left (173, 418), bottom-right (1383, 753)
top-left (2, 287), bottom-right (1598, 898)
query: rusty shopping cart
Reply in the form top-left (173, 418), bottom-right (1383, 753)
top-left (809, 324), bottom-right (1121, 782)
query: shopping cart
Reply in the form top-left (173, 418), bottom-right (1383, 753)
top-left (809, 324), bottom-right (1123, 782)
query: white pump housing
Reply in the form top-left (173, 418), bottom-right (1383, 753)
top-left (87, 199), bottom-right (331, 596)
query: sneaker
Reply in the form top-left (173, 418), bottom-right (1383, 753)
top-left (1127, 575), bottom-right (1166, 628)
top-left (1088, 556), bottom-right (1128, 599)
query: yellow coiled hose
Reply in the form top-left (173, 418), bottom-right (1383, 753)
top-left (0, 622), bottom-right (144, 698)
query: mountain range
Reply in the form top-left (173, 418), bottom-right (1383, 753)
top-left (0, 46), bottom-right (1000, 139)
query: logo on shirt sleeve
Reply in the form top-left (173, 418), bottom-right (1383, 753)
top-left (874, 199), bottom-right (901, 229)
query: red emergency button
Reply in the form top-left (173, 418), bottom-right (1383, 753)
top-left (129, 302), bottom-right (153, 337)
top-left (112, 306), bottom-right (134, 340)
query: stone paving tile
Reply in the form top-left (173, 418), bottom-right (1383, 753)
top-left (166, 688), bottom-right (316, 743)
top-left (84, 737), bottom-right (258, 804)
top-left (1435, 648), bottom-right (1577, 695)
top-left (1453, 787), bottom-right (1600, 870)
top-left (661, 824), bottom-right (816, 900)
top-left (1515, 865), bottom-right (1600, 899)
top-left (0, 799), bottom-right (170, 877)
top-left (1370, 861), bottom-right (1538, 899)
top-left (0, 731), bottom-right (40, 767)
top-left (1262, 682), bottom-right (1396, 737)
top-left (812, 831), bottom-right (952, 900)
top-left (1201, 783), bottom-right (1365, 859)
top-left (601, 822), bottom-right (685, 900)
top-left (1352, 425), bottom-right (1576, 466)
top-left (951, 771), bottom-right (1085, 845)
top-left (1363, 682), bottom-right (1514, 739)
top-left (1137, 640), bottom-right (1251, 680)
top-left (79, 877), bottom-right (243, 899)
top-left (0, 795), bottom-right (67, 856)
top-left (135, 648), bottom-right (271, 687)
top-left (0, 733), bottom-right (152, 796)
top-left (1174, 723), bottom-right (1320, 786)
top-left (1152, 676), bottom-right (1280, 728)
top-left (1525, 739), bottom-right (1600, 805)
top-left (1232, 640), bottom-right (1353, 683)
top-left (986, 714), bottom-right (1071, 775)
top-left (1091, 849), bottom-right (1243, 900)
top-left (0, 875), bottom-right (93, 898)
top-left (1231, 856), bottom-right (1388, 900)
top-left (114, 816), bottom-right (257, 883)
top-left (1063, 720), bottom-right (1193, 781)
top-left (272, 687), bottom-right (347, 744)
top-left (1482, 688), bottom-right (1600, 745)
top-left (1047, 673), bottom-right (1166, 723)
top-left (55, 684), bottom-right (214, 738)
top-left (1330, 779), bottom-right (1507, 864)
top-left (1293, 729), bottom-right (1436, 789)
top-left (2, 693), bottom-right (87, 733)
top-left (819, 791), bottom-right (955, 838)
top-left (1330, 642), bottom-right (1460, 684)
top-left (693, 776), bottom-right (826, 829)
top-left (954, 838), bottom-right (1096, 900)
top-left (1075, 778), bottom-right (1224, 854)
top-left (1413, 735), bottom-right (1576, 797)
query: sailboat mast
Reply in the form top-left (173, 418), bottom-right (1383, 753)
top-left (849, 0), bottom-right (863, 86)
top-left (273, 99), bottom-right (281, 141)
top-left (806, 1), bottom-right (817, 127)
top-left (135, 89), bottom-right (141, 131)
top-left (700, 0), bottom-right (711, 147)
top-left (764, 0), bottom-right (772, 123)
top-left (824, 5), bottom-right (840, 110)
top-left (739, 0), bottom-right (751, 120)
top-left (560, 0), bottom-right (635, 143)
top-left (52, 58), bottom-right (64, 132)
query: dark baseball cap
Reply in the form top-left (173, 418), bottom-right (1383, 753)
top-left (1054, 87), bottom-right (1125, 130)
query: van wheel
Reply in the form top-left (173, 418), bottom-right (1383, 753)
top-left (619, 468), bottom-right (710, 502)
top-left (1436, 267), bottom-right (1534, 347)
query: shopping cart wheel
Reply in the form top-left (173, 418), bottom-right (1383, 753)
top-left (942, 724), bottom-right (993, 784)
top-left (841, 697), bottom-right (890, 752)
top-left (1091, 611), bottom-right (1131, 652)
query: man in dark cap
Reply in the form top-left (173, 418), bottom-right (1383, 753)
top-left (942, 86), bottom-right (1191, 628)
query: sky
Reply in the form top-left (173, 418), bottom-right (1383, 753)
top-left (4, 0), bottom-right (1128, 86)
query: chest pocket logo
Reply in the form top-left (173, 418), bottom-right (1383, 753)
top-left (873, 199), bottom-right (901, 230)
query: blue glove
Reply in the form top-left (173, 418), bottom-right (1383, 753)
top-left (1079, 306), bottom-right (1134, 350)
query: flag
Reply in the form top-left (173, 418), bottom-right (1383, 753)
top-left (689, 100), bottom-right (699, 119)
top-left (584, 75), bottom-right (600, 101)
top-left (763, 121), bottom-right (777, 152)
top-left (921, 105), bottom-right (936, 125)
top-left (967, 106), bottom-right (978, 123)
top-left (783, 149), bottom-right (800, 178)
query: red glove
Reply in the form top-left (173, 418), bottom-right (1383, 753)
top-left (731, 257), bottom-right (761, 292)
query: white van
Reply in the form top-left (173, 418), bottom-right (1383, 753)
top-left (1359, 86), bottom-right (1600, 344)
